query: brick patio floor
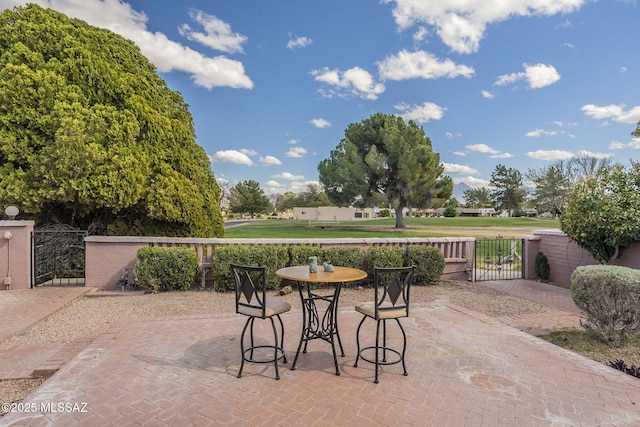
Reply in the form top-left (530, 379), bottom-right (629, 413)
top-left (1, 282), bottom-right (640, 426)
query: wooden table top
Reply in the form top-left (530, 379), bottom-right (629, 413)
top-left (275, 266), bottom-right (368, 283)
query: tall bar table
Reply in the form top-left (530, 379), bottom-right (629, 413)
top-left (275, 265), bottom-right (368, 375)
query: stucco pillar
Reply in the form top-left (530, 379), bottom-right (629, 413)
top-left (0, 220), bottom-right (35, 290)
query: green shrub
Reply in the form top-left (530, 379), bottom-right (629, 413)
top-left (135, 246), bottom-right (200, 293)
top-left (534, 252), bottom-right (550, 282)
top-left (443, 206), bottom-right (457, 217)
top-left (406, 245), bottom-right (445, 285)
top-left (323, 247), bottom-right (365, 269)
top-left (288, 245), bottom-right (324, 266)
top-left (571, 265), bottom-right (640, 346)
top-left (560, 166), bottom-right (640, 264)
top-left (210, 245), bottom-right (288, 291)
top-left (366, 246), bottom-right (405, 277)
top-left (210, 245), bottom-right (253, 291)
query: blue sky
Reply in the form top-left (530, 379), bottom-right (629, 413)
top-left (4, 0), bottom-right (640, 196)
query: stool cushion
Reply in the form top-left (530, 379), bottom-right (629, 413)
top-left (355, 301), bottom-right (407, 319)
top-left (238, 298), bottom-right (291, 318)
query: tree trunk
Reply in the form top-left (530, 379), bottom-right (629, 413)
top-left (394, 206), bottom-right (406, 228)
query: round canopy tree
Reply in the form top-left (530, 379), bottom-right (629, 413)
top-left (560, 163), bottom-right (640, 264)
top-left (0, 5), bottom-right (223, 237)
top-left (318, 113), bottom-right (447, 228)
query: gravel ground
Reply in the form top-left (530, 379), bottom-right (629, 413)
top-left (1, 281), bottom-right (551, 408)
top-left (4, 281), bottom-right (552, 346)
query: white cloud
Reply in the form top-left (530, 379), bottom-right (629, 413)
top-left (609, 140), bottom-right (627, 150)
top-left (240, 148), bottom-right (258, 156)
top-left (382, 0), bottom-right (587, 54)
top-left (452, 151), bottom-right (467, 156)
top-left (413, 26), bottom-right (429, 42)
top-left (259, 156), bottom-right (282, 166)
top-left (210, 150), bottom-right (254, 165)
top-left (178, 9), bottom-right (247, 54)
top-left (271, 172), bottom-right (304, 181)
top-left (465, 143), bottom-right (512, 158)
top-left (526, 129), bottom-right (559, 137)
top-left (526, 150), bottom-right (574, 160)
top-left (310, 67), bottom-right (385, 100)
top-left (453, 176), bottom-right (491, 188)
top-left (581, 104), bottom-right (640, 124)
top-left (442, 163), bottom-right (479, 175)
top-left (12, 1), bottom-right (253, 90)
top-left (287, 34), bottom-right (313, 50)
top-left (377, 50), bottom-right (474, 80)
top-left (481, 90), bottom-right (495, 99)
top-left (310, 118), bottom-right (332, 128)
top-left (394, 102), bottom-right (446, 123)
top-left (495, 63), bottom-right (560, 89)
top-left (576, 150), bottom-right (613, 159)
top-left (288, 138), bottom-right (300, 144)
top-left (466, 144), bottom-right (499, 155)
top-left (286, 147), bottom-right (308, 158)
top-left (610, 138), bottom-right (640, 150)
top-left (525, 63), bottom-right (561, 88)
top-left (490, 152), bottom-right (514, 159)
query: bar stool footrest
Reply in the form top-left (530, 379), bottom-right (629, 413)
top-left (357, 346), bottom-right (403, 366)
top-left (242, 345), bottom-right (287, 364)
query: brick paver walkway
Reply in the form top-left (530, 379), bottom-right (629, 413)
top-left (1, 281), bottom-right (639, 426)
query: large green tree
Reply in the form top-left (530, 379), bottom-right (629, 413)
top-left (560, 162), bottom-right (640, 264)
top-left (318, 113), bottom-right (446, 228)
top-left (463, 187), bottom-right (492, 208)
top-left (0, 5), bottom-right (223, 237)
top-left (292, 184), bottom-right (334, 208)
top-left (526, 162), bottom-right (571, 215)
top-left (228, 180), bottom-right (270, 217)
top-left (490, 164), bottom-right (526, 213)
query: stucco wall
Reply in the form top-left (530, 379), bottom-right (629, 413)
top-left (84, 236), bottom-right (475, 290)
top-left (85, 237), bottom-right (149, 289)
top-left (531, 229), bottom-right (640, 286)
top-left (0, 221), bottom-right (35, 290)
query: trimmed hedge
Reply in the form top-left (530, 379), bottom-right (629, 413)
top-left (135, 247), bottom-right (200, 293)
top-left (210, 245), bottom-right (288, 291)
top-left (406, 245), bottom-right (445, 285)
top-left (323, 247), bottom-right (365, 269)
top-left (288, 245), bottom-right (324, 266)
top-left (135, 243), bottom-right (449, 292)
top-left (367, 246), bottom-right (405, 276)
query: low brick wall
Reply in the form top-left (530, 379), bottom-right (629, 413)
top-left (85, 236), bottom-right (475, 290)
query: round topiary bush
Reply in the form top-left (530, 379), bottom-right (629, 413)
top-left (571, 265), bottom-right (640, 346)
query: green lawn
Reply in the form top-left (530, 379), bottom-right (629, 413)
top-left (224, 216), bottom-right (560, 238)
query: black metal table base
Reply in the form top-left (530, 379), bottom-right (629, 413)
top-left (291, 282), bottom-right (344, 375)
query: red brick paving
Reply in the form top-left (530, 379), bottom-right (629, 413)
top-left (2, 281), bottom-right (640, 426)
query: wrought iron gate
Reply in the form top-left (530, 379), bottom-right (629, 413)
top-left (31, 230), bottom-right (87, 287)
top-left (474, 236), bottom-right (524, 281)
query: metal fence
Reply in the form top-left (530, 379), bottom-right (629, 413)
top-left (31, 230), bottom-right (87, 287)
top-left (474, 236), bottom-right (524, 281)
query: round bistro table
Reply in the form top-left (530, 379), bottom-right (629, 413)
top-left (275, 265), bottom-right (368, 375)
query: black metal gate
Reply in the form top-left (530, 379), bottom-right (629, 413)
top-left (31, 230), bottom-right (87, 287)
top-left (474, 236), bottom-right (524, 281)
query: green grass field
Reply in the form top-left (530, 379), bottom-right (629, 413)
top-left (224, 216), bottom-right (560, 239)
